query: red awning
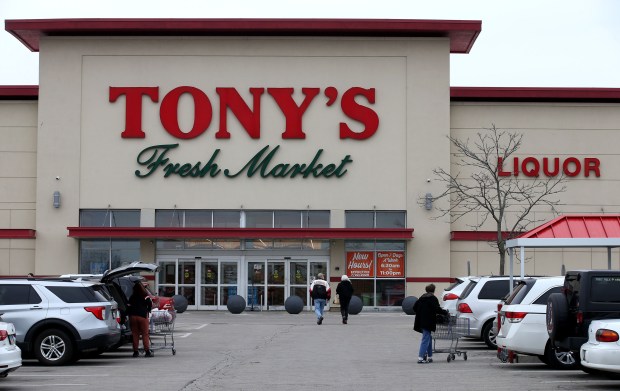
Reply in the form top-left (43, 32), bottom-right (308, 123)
top-left (517, 215), bottom-right (620, 239)
top-left (67, 227), bottom-right (414, 240)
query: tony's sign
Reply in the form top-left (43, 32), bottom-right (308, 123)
top-left (110, 86), bottom-right (379, 180)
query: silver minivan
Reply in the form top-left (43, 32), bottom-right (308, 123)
top-left (0, 279), bottom-right (120, 365)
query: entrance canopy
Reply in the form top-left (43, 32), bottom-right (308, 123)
top-left (506, 215), bottom-right (620, 280)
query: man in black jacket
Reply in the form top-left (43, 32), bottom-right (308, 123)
top-left (413, 283), bottom-right (448, 363)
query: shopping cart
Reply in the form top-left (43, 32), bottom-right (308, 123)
top-left (149, 310), bottom-right (176, 355)
top-left (431, 315), bottom-right (469, 362)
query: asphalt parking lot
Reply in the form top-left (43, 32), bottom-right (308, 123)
top-left (3, 310), bottom-right (619, 390)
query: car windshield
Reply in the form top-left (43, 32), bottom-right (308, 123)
top-left (459, 280), bottom-right (478, 299)
top-left (503, 281), bottom-right (530, 305)
top-left (444, 278), bottom-right (464, 291)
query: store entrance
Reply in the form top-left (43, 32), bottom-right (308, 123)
top-left (156, 257), bottom-right (327, 311)
top-left (247, 259), bottom-right (327, 311)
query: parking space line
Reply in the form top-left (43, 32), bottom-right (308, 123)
top-left (196, 323), bottom-right (208, 329)
top-left (176, 332), bottom-right (192, 338)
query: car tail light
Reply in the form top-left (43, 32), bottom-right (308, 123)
top-left (576, 311), bottom-right (583, 325)
top-left (457, 303), bottom-right (473, 313)
top-left (84, 306), bottom-right (105, 320)
top-left (504, 311), bottom-right (528, 323)
top-left (596, 329), bottom-right (619, 343)
top-left (443, 293), bottom-right (459, 301)
top-left (0, 330), bottom-right (8, 341)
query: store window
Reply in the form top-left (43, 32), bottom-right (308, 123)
top-left (345, 210), bottom-right (406, 229)
top-left (80, 209), bottom-right (140, 227)
top-left (344, 240), bottom-right (406, 307)
top-left (79, 240), bottom-right (140, 274)
top-left (79, 209), bottom-right (141, 274)
top-left (155, 209), bottom-right (329, 228)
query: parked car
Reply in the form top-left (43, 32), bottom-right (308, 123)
top-left (0, 279), bottom-right (120, 365)
top-left (0, 316), bottom-right (21, 378)
top-left (61, 262), bottom-right (165, 346)
top-left (581, 318), bottom-right (620, 376)
top-left (456, 275), bottom-right (523, 348)
top-left (440, 276), bottom-right (474, 316)
top-left (495, 276), bottom-right (579, 369)
top-left (547, 270), bottom-right (620, 353)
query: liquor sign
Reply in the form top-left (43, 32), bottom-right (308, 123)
top-left (376, 251), bottom-right (404, 278)
top-left (346, 251), bottom-right (374, 278)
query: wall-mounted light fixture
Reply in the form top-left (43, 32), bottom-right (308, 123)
top-left (424, 193), bottom-right (433, 210)
top-left (53, 191), bottom-right (61, 208)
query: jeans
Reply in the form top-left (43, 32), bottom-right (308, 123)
top-left (314, 298), bottom-right (326, 319)
top-left (418, 329), bottom-right (433, 359)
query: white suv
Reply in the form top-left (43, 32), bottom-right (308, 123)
top-left (0, 279), bottom-right (120, 366)
top-left (441, 276), bottom-right (474, 316)
top-left (456, 276), bottom-right (522, 348)
top-left (495, 277), bottom-right (578, 369)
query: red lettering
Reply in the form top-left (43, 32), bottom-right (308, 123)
top-left (216, 88), bottom-right (264, 139)
top-left (160, 86), bottom-right (212, 139)
top-left (497, 157), bottom-right (511, 177)
top-left (522, 157), bottom-right (540, 177)
top-left (563, 157), bottom-right (581, 177)
top-left (542, 157), bottom-right (560, 176)
top-left (339, 87), bottom-right (379, 140)
top-left (268, 88), bottom-right (320, 139)
top-left (584, 158), bottom-right (601, 177)
top-left (109, 86), bottom-right (159, 138)
top-left (513, 157), bottom-right (519, 176)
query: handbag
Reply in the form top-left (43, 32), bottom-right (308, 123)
top-left (333, 294), bottom-right (340, 304)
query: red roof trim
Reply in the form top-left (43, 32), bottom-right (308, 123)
top-left (0, 86), bottom-right (39, 100)
top-left (5, 18), bottom-right (481, 54)
top-left (0, 229), bottom-right (36, 239)
top-left (406, 277), bottom-right (453, 283)
top-left (451, 231), bottom-right (518, 241)
top-left (451, 87), bottom-right (620, 103)
top-left (67, 227), bottom-right (414, 240)
top-left (518, 214), bottom-right (620, 239)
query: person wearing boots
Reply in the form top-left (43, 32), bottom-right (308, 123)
top-left (336, 274), bottom-right (354, 324)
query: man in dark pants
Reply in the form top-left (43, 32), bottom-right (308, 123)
top-left (336, 274), bottom-right (354, 324)
top-left (413, 283), bottom-right (448, 363)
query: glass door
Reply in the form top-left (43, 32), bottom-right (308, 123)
top-left (289, 260), bottom-right (309, 306)
top-left (178, 259), bottom-right (196, 309)
top-left (200, 259), bottom-right (239, 309)
top-left (247, 262), bottom-right (265, 310)
top-left (266, 261), bottom-right (286, 310)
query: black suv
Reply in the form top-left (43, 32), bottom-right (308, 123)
top-left (547, 270), bottom-right (620, 352)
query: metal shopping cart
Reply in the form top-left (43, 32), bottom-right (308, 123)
top-left (149, 309), bottom-right (176, 355)
top-left (431, 315), bottom-right (469, 362)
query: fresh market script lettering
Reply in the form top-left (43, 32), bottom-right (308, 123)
top-left (135, 144), bottom-right (353, 179)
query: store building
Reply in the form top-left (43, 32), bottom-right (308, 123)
top-left (1, 18), bottom-right (620, 311)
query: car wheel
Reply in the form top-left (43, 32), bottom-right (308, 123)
top-left (482, 320), bottom-right (497, 349)
top-left (544, 341), bottom-right (579, 370)
top-left (34, 328), bottom-right (75, 366)
top-left (546, 293), bottom-right (569, 343)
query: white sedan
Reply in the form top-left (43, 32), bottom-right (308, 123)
top-left (581, 319), bottom-right (620, 375)
top-left (0, 321), bottom-right (21, 378)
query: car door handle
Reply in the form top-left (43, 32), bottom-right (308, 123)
top-left (30, 306), bottom-right (43, 310)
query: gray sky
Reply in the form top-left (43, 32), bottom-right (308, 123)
top-left (1, 0), bottom-right (620, 87)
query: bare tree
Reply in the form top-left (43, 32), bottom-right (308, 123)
top-left (427, 125), bottom-right (568, 275)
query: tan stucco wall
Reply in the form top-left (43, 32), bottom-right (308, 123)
top-left (0, 100), bottom-right (37, 275)
top-left (449, 102), bottom-right (620, 277)
top-left (34, 36), bottom-right (452, 277)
